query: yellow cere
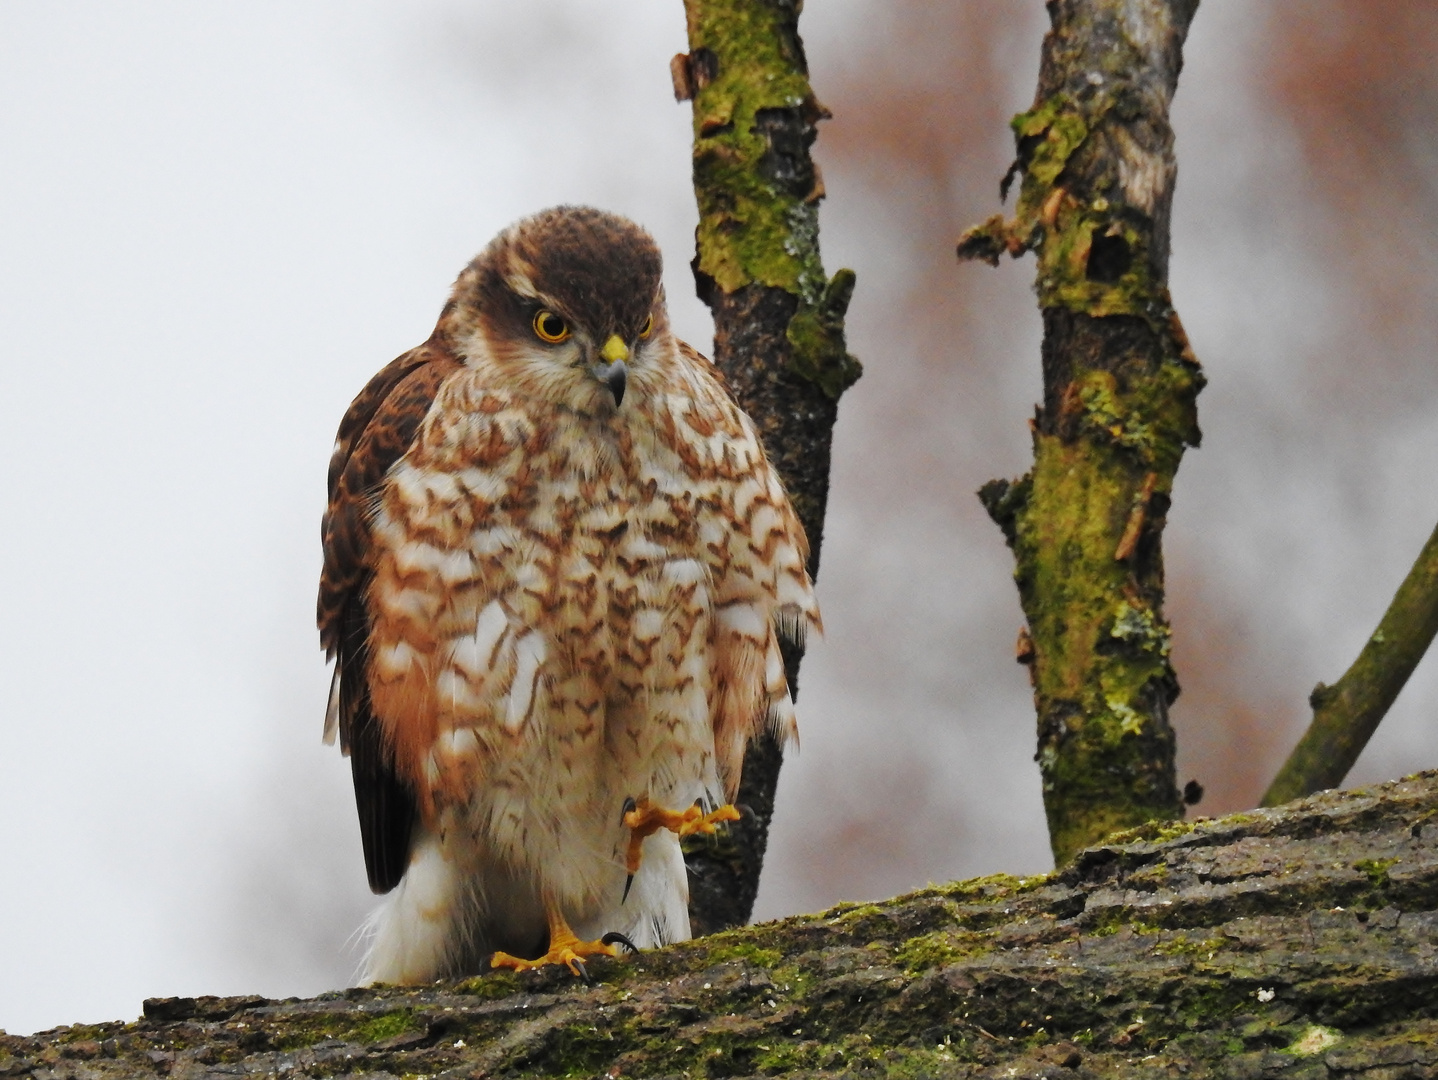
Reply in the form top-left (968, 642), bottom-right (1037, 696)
top-left (601, 334), bottom-right (630, 362)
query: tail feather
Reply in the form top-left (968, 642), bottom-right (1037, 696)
top-left (361, 828), bottom-right (469, 985)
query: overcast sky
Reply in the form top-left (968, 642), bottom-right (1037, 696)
top-left (2, 1), bottom-right (1434, 1037)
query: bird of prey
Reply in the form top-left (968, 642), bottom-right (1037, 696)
top-left (318, 206), bottom-right (820, 983)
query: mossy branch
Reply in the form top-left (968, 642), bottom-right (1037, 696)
top-left (10, 773), bottom-right (1438, 1077)
top-left (1263, 520), bottom-right (1438, 807)
top-left (961, 0), bottom-right (1204, 866)
top-left (675, 0), bottom-right (859, 934)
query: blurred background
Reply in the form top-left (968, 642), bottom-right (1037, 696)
top-left (2, 0), bottom-right (1434, 1037)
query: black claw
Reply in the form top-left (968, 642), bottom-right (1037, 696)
top-left (736, 803), bottom-right (754, 820)
top-left (620, 796), bottom-right (637, 824)
top-left (602, 932), bottom-right (639, 954)
top-left (573, 958), bottom-right (593, 985)
top-left (622, 873), bottom-right (634, 905)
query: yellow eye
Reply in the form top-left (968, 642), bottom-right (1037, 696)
top-left (532, 309), bottom-right (570, 344)
top-left (638, 313), bottom-right (654, 339)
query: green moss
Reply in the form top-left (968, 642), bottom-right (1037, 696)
top-left (896, 929), bottom-right (994, 973)
top-left (454, 971), bottom-right (524, 1000)
top-left (703, 942), bottom-right (783, 968)
top-left (1040, 215), bottom-right (1159, 319)
top-left (1353, 857), bottom-right (1400, 887)
top-left (988, 251), bottom-right (1202, 865)
top-left (1077, 372), bottom-right (1156, 454)
top-left (686, 0), bottom-right (860, 401)
top-left (785, 268), bottom-right (862, 398)
top-left (1152, 934), bottom-right (1225, 959)
top-left (54, 1025), bottom-right (113, 1045)
top-left (768, 962), bottom-right (815, 999)
top-left (823, 900), bottom-right (886, 922)
top-left (1086, 910), bottom-right (1163, 937)
top-left (268, 1008), bottom-right (419, 1052)
top-left (938, 872), bottom-right (1049, 902)
top-left (1014, 429), bottom-right (1186, 860)
top-left (878, 1044), bottom-right (970, 1079)
top-left (1012, 96), bottom-right (1091, 191)
top-left (1103, 817), bottom-right (1197, 847)
top-left (688, 2), bottom-right (823, 298)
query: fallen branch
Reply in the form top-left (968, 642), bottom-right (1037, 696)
top-left (9, 772), bottom-right (1437, 1077)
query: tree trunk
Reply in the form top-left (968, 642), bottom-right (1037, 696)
top-left (962, 0), bottom-right (1205, 867)
top-left (674, 0), bottom-right (861, 934)
top-left (12, 771), bottom-right (1436, 1077)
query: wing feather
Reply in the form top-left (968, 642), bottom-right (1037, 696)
top-left (670, 337), bottom-right (821, 798)
top-left (318, 338), bottom-right (460, 894)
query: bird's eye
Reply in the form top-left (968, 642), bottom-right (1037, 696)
top-left (532, 310), bottom-right (571, 344)
top-left (638, 314), bottom-right (654, 339)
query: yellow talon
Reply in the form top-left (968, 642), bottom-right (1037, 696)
top-left (490, 897), bottom-right (623, 978)
top-left (622, 797), bottom-right (741, 875)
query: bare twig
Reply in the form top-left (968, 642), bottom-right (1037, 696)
top-left (1263, 520), bottom-right (1438, 806)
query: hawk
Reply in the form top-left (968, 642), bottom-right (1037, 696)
top-left (318, 206), bottom-right (820, 983)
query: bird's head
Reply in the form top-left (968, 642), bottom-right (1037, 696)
top-left (438, 206), bottom-right (671, 415)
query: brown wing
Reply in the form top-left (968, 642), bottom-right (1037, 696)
top-left (319, 337), bottom-right (460, 894)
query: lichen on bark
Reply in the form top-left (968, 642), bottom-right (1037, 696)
top-left (963, 0), bottom-right (1205, 866)
top-left (674, 0), bottom-right (860, 933)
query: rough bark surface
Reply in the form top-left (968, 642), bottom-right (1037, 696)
top-left (676, 0), bottom-right (861, 934)
top-left (1265, 520), bottom-right (1438, 807)
top-left (9, 772), bottom-right (1438, 1078)
top-left (962, 0), bottom-right (1205, 865)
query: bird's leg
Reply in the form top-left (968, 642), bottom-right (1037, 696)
top-left (621, 796), bottom-right (742, 885)
top-left (490, 895), bottom-right (633, 980)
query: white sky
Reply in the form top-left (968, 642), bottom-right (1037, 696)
top-left (1, 0), bottom-right (1433, 1037)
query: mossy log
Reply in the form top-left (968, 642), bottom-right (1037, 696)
top-left (962, 0), bottom-right (1205, 865)
top-left (10, 771), bottom-right (1438, 1078)
top-left (674, 0), bottom-right (860, 934)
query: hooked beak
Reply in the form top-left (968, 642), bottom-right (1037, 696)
top-left (592, 335), bottom-right (630, 407)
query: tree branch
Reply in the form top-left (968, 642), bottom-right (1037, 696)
top-left (1263, 520), bottom-right (1438, 807)
top-left (12, 772), bottom-right (1437, 1077)
top-left (675, 0), bottom-right (860, 933)
top-left (964, 0), bottom-right (1204, 865)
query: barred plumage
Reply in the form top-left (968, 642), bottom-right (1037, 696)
top-left (319, 207), bottom-right (819, 983)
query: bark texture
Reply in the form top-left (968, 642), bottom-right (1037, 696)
top-left (962, 0), bottom-right (1205, 866)
top-left (675, 0), bottom-right (861, 933)
top-left (9, 771), bottom-right (1438, 1078)
top-left (1264, 520), bottom-right (1438, 807)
